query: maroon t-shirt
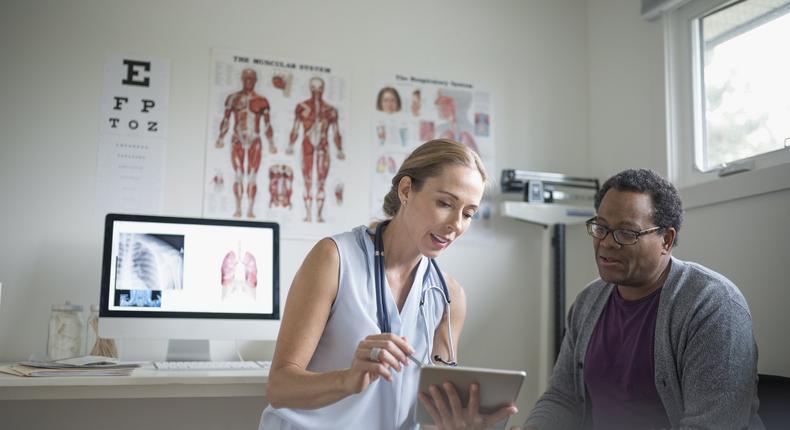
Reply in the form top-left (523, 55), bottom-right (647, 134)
top-left (584, 286), bottom-right (670, 430)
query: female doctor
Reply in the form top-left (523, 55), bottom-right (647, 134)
top-left (260, 139), bottom-right (517, 429)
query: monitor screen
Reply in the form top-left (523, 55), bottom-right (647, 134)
top-left (98, 213), bottom-right (280, 359)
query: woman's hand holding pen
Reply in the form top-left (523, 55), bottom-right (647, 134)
top-left (343, 333), bottom-right (415, 395)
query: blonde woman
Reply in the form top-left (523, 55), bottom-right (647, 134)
top-left (260, 139), bottom-right (516, 429)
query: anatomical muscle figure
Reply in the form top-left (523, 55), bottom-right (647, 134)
top-left (216, 68), bottom-right (277, 219)
top-left (286, 76), bottom-right (345, 223)
top-left (268, 164), bottom-right (294, 209)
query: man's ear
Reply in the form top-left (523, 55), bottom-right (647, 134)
top-left (662, 227), bottom-right (677, 254)
top-left (397, 176), bottom-right (413, 206)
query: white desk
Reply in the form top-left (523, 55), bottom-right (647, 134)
top-left (0, 364), bottom-right (269, 430)
top-left (0, 363), bottom-right (268, 400)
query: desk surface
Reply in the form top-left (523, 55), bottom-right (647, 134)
top-left (0, 363), bottom-right (268, 400)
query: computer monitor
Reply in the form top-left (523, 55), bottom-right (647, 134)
top-left (99, 213), bottom-right (280, 361)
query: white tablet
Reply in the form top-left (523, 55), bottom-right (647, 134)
top-left (415, 364), bottom-right (527, 429)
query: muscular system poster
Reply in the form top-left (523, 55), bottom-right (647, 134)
top-left (204, 49), bottom-right (351, 238)
top-left (370, 74), bottom-right (496, 237)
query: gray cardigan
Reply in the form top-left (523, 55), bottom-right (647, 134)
top-left (525, 257), bottom-right (763, 430)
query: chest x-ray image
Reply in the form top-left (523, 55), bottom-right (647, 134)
top-left (115, 233), bottom-right (185, 292)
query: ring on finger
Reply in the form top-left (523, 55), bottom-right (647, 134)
top-left (369, 346), bottom-right (382, 361)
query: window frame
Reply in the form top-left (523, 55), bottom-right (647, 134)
top-left (665, 0), bottom-right (790, 208)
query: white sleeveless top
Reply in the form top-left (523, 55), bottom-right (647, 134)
top-left (259, 225), bottom-right (447, 430)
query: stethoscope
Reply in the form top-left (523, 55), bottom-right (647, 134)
top-left (373, 220), bottom-right (457, 366)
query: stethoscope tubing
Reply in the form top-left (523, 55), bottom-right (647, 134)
top-left (373, 220), bottom-right (454, 365)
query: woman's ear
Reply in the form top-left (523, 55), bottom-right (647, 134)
top-left (397, 176), bottom-right (412, 206)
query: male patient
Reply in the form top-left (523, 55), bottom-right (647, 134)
top-left (517, 169), bottom-right (762, 430)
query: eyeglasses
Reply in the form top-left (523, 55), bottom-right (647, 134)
top-left (585, 217), bottom-right (663, 246)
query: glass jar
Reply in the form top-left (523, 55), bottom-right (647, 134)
top-left (86, 304), bottom-right (118, 358)
top-left (47, 301), bottom-right (84, 360)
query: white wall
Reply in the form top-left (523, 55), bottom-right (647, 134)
top-left (0, 0), bottom-right (592, 425)
top-left (4, 1), bottom-right (784, 428)
top-left (586, 0), bottom-right (790, 377)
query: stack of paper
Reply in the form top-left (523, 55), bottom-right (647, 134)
top-left (0, 355), bottom-right (139, 377)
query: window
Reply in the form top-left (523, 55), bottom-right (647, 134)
top-left (698, 0), bottom-right (790, 171)
top-left (666, 0), bottom-right (790, 193)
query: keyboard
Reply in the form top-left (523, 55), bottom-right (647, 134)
top-left (153, 360), bottom-right (271, 371)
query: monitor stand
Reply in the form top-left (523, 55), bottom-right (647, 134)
top-left (166, 339), bottom-right (211, 361)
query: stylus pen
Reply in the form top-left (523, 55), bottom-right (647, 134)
top-left (407, 354), bottom-right (424, 366)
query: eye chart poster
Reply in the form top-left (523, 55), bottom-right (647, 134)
top-left (96, 54), bottom-right (170, 215)
top-left (203, 48), bottom-right (354, 239)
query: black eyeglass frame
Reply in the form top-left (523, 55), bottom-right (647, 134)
top-left (585, 217), bottom-right (664, 246)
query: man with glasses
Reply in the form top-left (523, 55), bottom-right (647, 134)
top-left (517, 169), bottom-right (762, 430)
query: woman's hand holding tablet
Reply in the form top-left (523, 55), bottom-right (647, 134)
top-left (416, 365), bottom-right (525, 429)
